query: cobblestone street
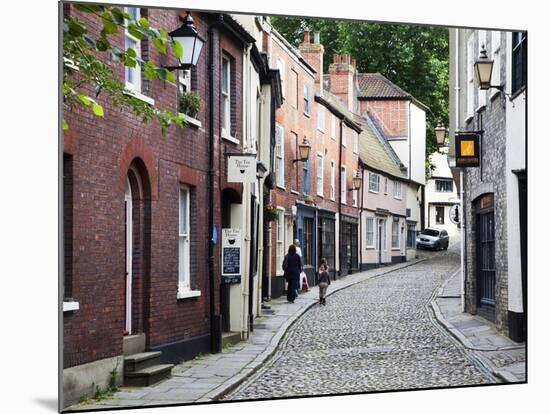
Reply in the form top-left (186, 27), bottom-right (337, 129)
top-left (223, 245), bottom-right (500, 401)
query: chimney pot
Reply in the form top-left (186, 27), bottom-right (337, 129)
top-left (314, 31), bottom-right (320, 43)
top-left (303, 30), bottom-right (310, 43)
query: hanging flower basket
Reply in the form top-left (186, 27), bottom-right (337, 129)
top-left (304, 195), bottom-right (314, 205)
top-left (265, 204), bottom-right (279, 222)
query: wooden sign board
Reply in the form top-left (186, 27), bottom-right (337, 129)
top-left (222, 228), bottom-right (241, 284)
top-left (455, 133), bottom-right (481, 168)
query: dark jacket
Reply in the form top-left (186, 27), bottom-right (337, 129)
top-left (283, 252), bottom-right (302, 281)
top-left (317, 264), bottom-right (331, 284)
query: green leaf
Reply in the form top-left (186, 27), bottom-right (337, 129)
top-left (143, 60), bottom-right (157, 80)
top-left (68, 19), bottom-right (87, 37)
top-left (172, 40), bottom-right (183, 60)
top-left (74, 4), bottom-right (104, 13)
top-left (63, 119), bottom-right (69, 130)
top-left (152, 37), bottom-right (166, 54)
top-left (138, 17), bottom-right (150, 29)
top-left (96, 36), bottom-right (110, 52)
top-left (101, 12), bottom-right (118, 35)
top-left (92, 103), bottom-right (104, 117)
top-left (128, 23), bottom-right (145, 40)
top-left (126, 47), bottom-right (136, 58)
top-left (110, 8), bottom-right (125, 25)
top-left (77, 94), bottom-right (92, 106)
top-left (165, 70), bottom-right (176, 83)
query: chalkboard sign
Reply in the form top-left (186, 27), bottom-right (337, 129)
top-left (222, 228), bottom-right (242, 284)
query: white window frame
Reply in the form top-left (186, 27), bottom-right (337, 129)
top-left (317, 104), bottom-right (325, 132)
top-left (178, 69), bottom-right (192, 94)
top-left (393, 181), bottom-right (402, 199)
top-left (342, 123), bottom-right (347, 147)
top-left (369, 172), bottom-right (380, 193)
top-left (366, 217), bottom-right (375, 248)
top-left (277, 58), bottom-right (285, 99)
top-left (303, 82), bottom-right (311, 116)
top-left (330, 160), bottom-right (336, 200)
top-left (276, 208), bottom-right (285, 275)
top-left (290, 69), bottom-right (298, 109)
top-left (353, 130), bottom-right (358, 154)
top-left (391, 220), bottom-right (400, 250)
top-left (331, 115), bottom-right (336, 140)
top-left (178, 186), bottom-right (191, 294)
top-left (491, 31), bottom-right (501, 99)
top-left (466, 33), bottom-right (475, 119)
top-left (384, 178), bottom-right (388, 194)
top-left (340, 166), bottom-right (347, 205)
top-left (316, 153), bottom-right (324, 196)
top-left (124, 7), bottom-right (142, 93)
top-left (477, 30), bottom-right (487, 109)
top-left (221, 56), bottom-right (231, 138)
top-left (275, 123), bottom-right (285, 189)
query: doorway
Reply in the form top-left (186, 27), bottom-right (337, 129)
top-left (377, 218), bottom-right (386, 264)
top-left (475, 194), bottom-right (496, 321)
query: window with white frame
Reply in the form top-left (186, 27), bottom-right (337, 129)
top-left (330, 161), bottom-right (335, 200)
top-left (466, 33), bottom-right (475, 118)
top-left (352, 170), bottom-right (358, 206)
top-left (391, 220), bottom-right (400, 249)
top-left (331, 115), bottom-right (336, 139)
top-left (303, 158), bottom-right (310, 195)
top-left (275, 123), bottom-right (284, 187)
top-left (340, 166), bottom-right (347, 204)
top-left (221, 56), bottom-right (231, 137)
top-left (478, 30), bottom-right (487, 108)
top-left (353, 130), bottom-right (358, 154)
top-left (290, 70), bottom-right (298, 109)
top-left (178, 186), bottom-right (191, 292)
top-left (277, 58), bottom-right (285, 99)
top-left (317, 104), bottom-right (325, 132)
top-left (366, 217), bottom-right (375, 248)
top-left (124, 7), bottom-right (142, 92)
top-left (384, 178), bottom-right (388, 194)
top-left (276, 209), bottom-right (284, 275)
top-left (393, 181), bottom-right (402, 199)
top-left (316, 153), bottom-right (324, 196)
top-left (303, 82), bottom-right (311, 116)
top-left (342, 123), bottom-right (347, 147)
top-left (491, 31), bottom-right (501, 94)
top-left (369, 172), bottom-right (380, 193)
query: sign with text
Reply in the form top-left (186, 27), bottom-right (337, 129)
top-left (455, 133), bottom-right (481, 168)
top-left (449, 203), bottom-right (461, 225)
top-left (227, 155), bottom-right (257, 183)
top-left (222, 228), bottom-right (242, 284)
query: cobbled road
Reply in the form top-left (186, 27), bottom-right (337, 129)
top-left (223, 244), bottom-right (498, 401)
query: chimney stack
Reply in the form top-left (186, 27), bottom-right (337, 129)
top-left (328, 53), bottom-right (357, 111)
top-left (299, 30), bottom-right (324, 93)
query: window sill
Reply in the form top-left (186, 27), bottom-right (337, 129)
top-left (391, 247), bottom-right (401, 251)
top-left (291, 190), bottom-right (300, 195)
top-left (276, 185), bottom-right (286, 191)
top-left (63, 301), bottom-right (80, 312)
top-left (222, 135), bottom-right (240, 145)
top-left (475, 104), bottom-right (487, 113)
top-left (177, 290), bottom-right (201, 300)
top-left (179, 113), bottom-right (202, 128)
top-left (394, 196), bottom-right (403, 200)
top-left (510, 86), bottom-right (526, 101)
top-left (124, 89), bottom-right (155, 106)
top-left (317, 194), bottom-right (324, 198)
top-left (366, 246), bottom-right (375, 250)
top-left (490, 90), bottom-right (501, 102)
top-left (368, 190), bottom-right (379, 194)
top-left (464, 115), bottom-right (474, 124)
top-left (303, 112), bottom-right (311, 118)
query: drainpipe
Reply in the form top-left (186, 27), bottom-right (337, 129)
top-left (359, 167), bottom-right (364, 270)
top-left (337, 118), bottom-right (343, 277)
top-left (208, 21), bottom-right (221, 354)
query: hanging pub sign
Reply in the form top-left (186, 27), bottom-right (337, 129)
top-left (227, 155), bottom-right (257, 183)
top-left (455, 133), bottom-right (481, 168)
top-left (221, 228), bottom-right (242, 284)
top-left (449, 203), bottom-right (461, 225)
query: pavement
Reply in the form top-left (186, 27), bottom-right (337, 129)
top-left (67, 247), bottom-right (525, 411)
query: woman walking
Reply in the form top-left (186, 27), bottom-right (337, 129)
top-left (283, 244), bottom-right (302, 303)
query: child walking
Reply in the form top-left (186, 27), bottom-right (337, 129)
top-left (317, 258), bottom-right (331, 305)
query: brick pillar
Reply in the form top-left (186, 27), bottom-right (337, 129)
top-left (328, 54), bottom-right (356, 111)
top-left (299, 30), bottom-right (324, 94)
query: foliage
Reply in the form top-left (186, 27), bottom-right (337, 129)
top-left (265, 204), bottom-right (279, 222)
top-left (178, 91), bottom-right (202, 117)
top-left (270, 16), bottom-right (449, 160)
top-left (63, 3), bottom-right (187, 135)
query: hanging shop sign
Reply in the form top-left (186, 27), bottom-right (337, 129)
top-left (227, 155), bottom-right (257, 183)
top-left (455, 133), bottom-right (481, 168)
top-left (449, 203), bottom-right (461, 225)
top-left (222, 228), bottom-right (242, 284)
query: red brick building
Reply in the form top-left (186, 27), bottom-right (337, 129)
top-left (62, 5), bottom-right (257, 406)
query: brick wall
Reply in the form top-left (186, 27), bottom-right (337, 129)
top-left (359, 99), bottom-right (409, 138)
top-left (63, 8), bottom-right (243, 368)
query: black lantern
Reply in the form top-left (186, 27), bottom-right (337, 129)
top-left (474, 45), bottom-right (494, 90)
top-left (435, 122), bottom-right (447, 148)
top-left (166, 12), bottom-right (205, 70)
top-left (352, 172), bottom-right (362, 191)
top-left (294, 139), bottom-right (311, 163)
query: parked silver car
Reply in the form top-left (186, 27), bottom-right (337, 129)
top-left (416, 228), bottom-right (449, 250)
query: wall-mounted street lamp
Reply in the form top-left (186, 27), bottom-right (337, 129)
top-left (435, 122), bottom-right (447, 148)
top-left (163, 12), bottom-right (206, 71)
top-left (349, 172), bottom-right (363, 191)
top-left (474, 45), bottom-right (503, 92)
top-left (293, 139), bottom-right (311, 163)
